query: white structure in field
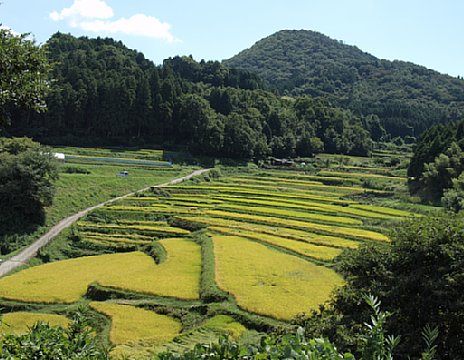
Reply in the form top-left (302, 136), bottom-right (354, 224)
top-left (53, 152), bottom-right (65, 161)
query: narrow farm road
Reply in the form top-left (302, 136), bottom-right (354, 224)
top-left (0, 168), bottom-right (211, 277)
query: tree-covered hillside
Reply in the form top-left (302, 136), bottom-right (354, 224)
top-left (8, 32), bottom-right (375, 159)
top-left (408, 119), bottom-right (464, 206)
top-left (224, 30), bottom-right (464, 137)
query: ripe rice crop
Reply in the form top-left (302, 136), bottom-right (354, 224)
top-left (216, 195), bottom-right (324, 211)
top-left (90, 302), bottom-right (181, 356)
top-left (218, 204), bottom-right (363, 225)
top-left (224, 176), bottom-right (323, 186)
top-left (212, 236), bottom-right (344, 320)
top-left (168, 195), bottom-right (224, 204)
top-left (79, 231), bottom-right (153, 241)
top-left (214, 196), bottom-right (386, 220)
top-left (229, 173), bottom-right (361, 185)
top-left (168, 185), bottom-right (342, 199)
top-left (0, 239), bottom-right (201, 302)
top-left (318, 170), bottom-right (404, 181)
top-left (164, 201), bottom-right (217, 208)
top-left (124, 197), bottom-right (223, 206)
top-left (82, 235), bottom-right (151, 246)
top-left (107, 205), bottom-right (200, 215)
top-left (177, 216), bottom-right (359, 249)
top-left (307, 202), bottom-right (394, 219)
top-left (115, 219), bottom-right (168, 226)
top-left (351, 204), bottom-right (416, 217)
top-left (203, 210), bottom-right (389, 242)
top-left (169, 189), bottom-right (350, 204)
top-left (78, 221), bottom-right (190, 235)
top-left (215, 180), bottom-right (364, 194)
top-left (83, 238), bottom-right (133, 249)
top-left (202, 315), bottom-right (246, 339)
top-left (0, 312), bottom-right (69, 335)
top-left (209, 227), bottom-right (342, 261)
top-left (168, 183), bottom-right (364, 196)
top-left (215, 196), bottom-right (393, 219)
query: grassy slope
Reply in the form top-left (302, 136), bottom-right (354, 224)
top-left (1, 147), bottom-right (197, 258)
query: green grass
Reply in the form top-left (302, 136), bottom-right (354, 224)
top-left (52, 146), bottom-right (165, 161)
top-left (48, 164), bottom-right (194, 225)
top-left (0, 147), bottom-right (197, 257)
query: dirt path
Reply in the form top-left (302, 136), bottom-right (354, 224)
top-left (0, 168), bottom-right (211, 277)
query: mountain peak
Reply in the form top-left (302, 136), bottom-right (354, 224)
top-left (224, 29), bottom-right (464, 136)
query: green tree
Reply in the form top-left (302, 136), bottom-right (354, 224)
top-left (296, 133), bottom-right (324, 157)
top-left (442, 172), bottom-right (464, 212)
top-left (0, 138), bottom-right (58, 240)
top-left (419, 142), bottom-right (464, 202)
top-left (222, 113), bottom-right (254, 158)
top-left (331, 214), bottom-right (464, 358)
top-left (0, 28), bottom-right (51, 124)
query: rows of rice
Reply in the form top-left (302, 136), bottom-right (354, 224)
top-left (0, 166), bottom-right (412, 351)
top-left (212, 236), bottom-right (344, 320)
top-left (0, 312), bottom-right (70, 335)
top-left (0, 238), bottom-right (201, 303)
top-left (90, 302), bottom-right (181, 359)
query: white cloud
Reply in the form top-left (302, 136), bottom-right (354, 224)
top-left (79, 14), bottom-right (177, 42)
top-left (49, 0), bottom-right (178, 43)
top-left (49, 0), bottom-right (113, 21)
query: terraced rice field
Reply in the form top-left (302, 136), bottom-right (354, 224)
top-left (0, 162), bottom-right (416, 355)
top-left (0, 239), bottom-right (201, 302)
top-left (212, 236), bottom-right (344, 320)
top-left (90, 302), bottom-right (181, 358)
top-left (0, 312), bottom-right (69, 335)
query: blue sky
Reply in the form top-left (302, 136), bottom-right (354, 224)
top-left (1, 0), bottom-right (463, 76)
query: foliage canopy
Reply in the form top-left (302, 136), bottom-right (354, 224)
top-left (0, 28), bottom-right (51, 124)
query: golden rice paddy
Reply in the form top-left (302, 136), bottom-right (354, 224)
top-left (212, 236), bottom-right (344, 320)
top-left (90, 302), bottom-right (181, 358)
top-left (0, 239), bottom-right (200, 303)
top-left (0, 312), bottom-right (69, 335)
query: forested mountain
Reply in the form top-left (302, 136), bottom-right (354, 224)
top-left (7, 32), bottom-right (374, 158)
top-left (224, 30), bottom-right (464, 137)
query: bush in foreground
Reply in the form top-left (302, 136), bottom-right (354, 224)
top-left (0, 308), bottom-right (109, 359)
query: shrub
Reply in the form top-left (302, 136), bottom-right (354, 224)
top-left (61, 166), bottom-right (91, 174)
top-left (0, 308), bottom-right (108, 359)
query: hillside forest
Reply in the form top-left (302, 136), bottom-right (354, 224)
top-left (224, 30), bottom-right (464, 138)
top-left (4, 33), bottom-right (396, 159)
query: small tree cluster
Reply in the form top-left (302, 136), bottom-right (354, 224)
top-left (0, 27), bottom-right (51, 124)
